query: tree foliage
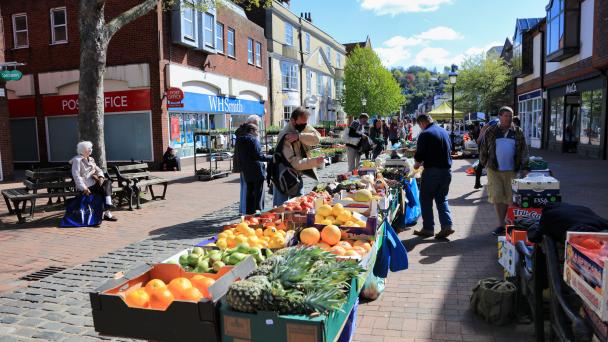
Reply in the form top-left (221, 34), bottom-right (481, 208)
top-left (343, 46), bottom-right (404, 117)
top-left (453, 54), bottom-right (512, 116)
top-left (390, 65), bottom-right (445, 114)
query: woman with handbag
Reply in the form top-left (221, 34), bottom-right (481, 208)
top-left (369, 119), bottom-right (385, 160)
top-left (344, 113), bottom-right (369, 172)
top-left (272, 107), bottom-right (324, 207)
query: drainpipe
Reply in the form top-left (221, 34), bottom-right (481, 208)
top-left (540, 25), bottom-right (547, 150)
top-left (596, 68), bottom-right (608, 159)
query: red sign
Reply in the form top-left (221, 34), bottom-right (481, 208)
top-left (166, 87), bottom-right (184, 108)
top-left (505, 205), bottom-right (543, 226)
top-left (42, 89), bottom-right (151, 116)
top-left (8, 98), bottom-right (36, 118)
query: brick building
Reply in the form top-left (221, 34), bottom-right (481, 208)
top-left (0, 5), bottom-right (12, 180)
top-left (1, 0), bottom-right (268, 171)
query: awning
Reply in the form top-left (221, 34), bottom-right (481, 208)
top-left (427, 102), bottom-right (464, 121)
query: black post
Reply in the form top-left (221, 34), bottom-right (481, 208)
top-left (451, 84), bottom-right (456, 153)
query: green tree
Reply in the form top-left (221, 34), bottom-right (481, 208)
top-left (343, 46), bottom-right (404, 117)
top-left (454, 54), bottom-right (512, 116)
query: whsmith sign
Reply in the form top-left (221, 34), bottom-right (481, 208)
top-left (178, 92), bottom-right (264, 116)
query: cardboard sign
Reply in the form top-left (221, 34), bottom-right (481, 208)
top-left (43, 89), bottom-right (151, 116)
top-left (224, 316), bottom-right (251, 339)
top-left (286, 324), bottom-right (318, 342)
top-left (505, 205), bottom-right (543, 225)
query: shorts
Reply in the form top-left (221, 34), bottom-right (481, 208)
top-left (486, 168), bottom-right (516, 205)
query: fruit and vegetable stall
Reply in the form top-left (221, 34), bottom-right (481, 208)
top-left (89, 159), bottom-right (416, 342)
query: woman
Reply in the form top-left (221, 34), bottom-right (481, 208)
top-left (388, 119), bottom-right (401, 145)
top-left (234, 123), bottom-right (272, 214)
top-left (369, 119), bottom-right (385, 160)
top-left (161, 146), bottom-right (179, 171)
top-left (70, 141), bottom-right (117, 221)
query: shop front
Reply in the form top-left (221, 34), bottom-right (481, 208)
top-left (546, 77), bottom-right (606, 159)
top-left (517, 90), bottom-right (543, 149)
top-left (168, 92), bottom-right (264, 159)
top-left (7, 97), bottom-right (39, 164)
top-left (41, 89), bottom-right (153, 162)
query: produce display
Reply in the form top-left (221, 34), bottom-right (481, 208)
top-left (214, 221), bottom-right (287, 249)
top-left (226, 246), bottom-right (363, 314)
top-left (124, 275), bottom-right (216, 310)
top-left (361, 160), bottom-right (376, 168)
top-left (299, 225), bottom-right (373, 257)
top-left (176, 246), bottom-right (273, 272)
top-left (314, 203), bottom-right (366, 227)
top-left (279, 192), bottom-right (331, 212)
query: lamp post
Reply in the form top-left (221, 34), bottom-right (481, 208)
top-left (361, 96), bottom-right (367, 115)
top-left (449, 65), bottom-right (458, 153)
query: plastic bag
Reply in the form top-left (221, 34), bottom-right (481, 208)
top-left (360, 274), bottom-right (385, 300)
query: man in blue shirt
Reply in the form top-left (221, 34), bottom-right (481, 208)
top-left (413, 114), bottom-right (454, 239)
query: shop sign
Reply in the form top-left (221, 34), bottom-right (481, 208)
top-left (566, 82), bottom-right (578, 94)
top-left (166, 87), bottom-right (184, 108)
top-left (42, 89), bottom-right (151, 116)
top-left (7, 98), bottom-right (36, 118)
top-left (179, 92), bottom-right (265, 116)
top-left (0, 69), bottom-right (22, 81)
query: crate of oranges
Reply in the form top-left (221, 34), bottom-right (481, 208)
top-left (90, 257), bottom-right (256, 342)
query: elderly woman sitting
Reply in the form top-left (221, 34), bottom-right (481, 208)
top-left (70, 141), bottom-right (117, 221)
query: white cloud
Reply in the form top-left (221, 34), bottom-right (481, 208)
top-left (360, 0), bottom-right (453, 15)
top-left (414, 47), bottom-right (453, 67)
top-left (384, 36), bottom-right (424, 48)
top-left (416, 26), bottom-right (463, 41)
top-left (376, 46), bottom-right (412, 67)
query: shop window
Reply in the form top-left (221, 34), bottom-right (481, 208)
top-left (10, 118), bottom-right (39, 162)
top-left (247, 38), bottom-right (254, 65)
top-left (284, 21), bottom-right (293, 46)
top-left (305, 32), bottom-right (310, 53)
top-left (12, 13), bottom-right (28, 48)
top-left (227, 27), bottom-right (235, 57)
top-left (216, 22), bottom-right (224, 53)
top-left (50, 7), bottom-right (67, 44)
top-left (255, 42), bottom-right (262, 67)
top-left (546, 0), bottom-right (580, 62)
top-left (281, 61), bottom-right (298, 90)
top-left (549, 97), bottom-right (564, 142)
top-left (169, 112), bottom-right (209, 158)
top-left (579, 90), bottom-right (602, 146)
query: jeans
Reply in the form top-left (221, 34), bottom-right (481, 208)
top-left (245, 179), bottom-right (265, 214)
top-left (272, 181), bottom-right (303, 207)
top-left (347, 146), bottom-right (360, 172)
top-left (239, 174), bottom-right (247, 214)
top-left (475, 163), bottom-right (484, 186)
top-left (420, 167), bottom-right (453, 232)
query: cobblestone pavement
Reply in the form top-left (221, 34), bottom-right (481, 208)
top-left (0, 151), bottom-right (606, 341)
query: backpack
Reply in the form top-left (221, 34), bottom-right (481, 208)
top-left (470, 278), bottom-right (516, 325)
top-left (269, 136), bottom-right (303, 196)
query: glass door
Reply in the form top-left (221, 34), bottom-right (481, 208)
top-left (564, 103), bottom-right (580, 153)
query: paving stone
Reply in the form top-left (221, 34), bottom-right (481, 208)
top-left (61, 336), bottom-right (101, 342)
top-left (14, 327), bottom-right (38, 338)
top-left (0, 336), bottom-right (21, 342)
top-left (0, 306), bottom-right (23, 315)
top-left (19, 318), bottom-right (45, 328)
top-left (38, 321), bottom-right (64, 331)
top-left (0, 315), bottom-right (21, 325)
top-left (31, 330), bottom-right (68, 340)
top-left (41, 312), bottom-right (65, 322)
top-left (60, 325), bottom-right (87, 335)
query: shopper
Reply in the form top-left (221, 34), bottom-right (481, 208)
top-left (234, 123), bottom-right (272, 214)
top-left (382, 119), bottom-right (390, 144)
top-left (413, 114), bottom-right (454, 239)
top-left (479, 107), bottom-right (528, 236)
top-left (388, 119), bottom-right (401, 146)
top-left (369, 119), bottom-right (385, 160)
top-left (474, 118), bottom-right (498, 189)
top-left (70, 141), bottom-right (116, 221)
top-left (345, 113), bottom-right (369, 172)
top-left (161, 146), bottom-right (179, 171)
top-left (273, 107), bottom-right (323, 206)
top-left (234, 115), bottom-right (262, 214)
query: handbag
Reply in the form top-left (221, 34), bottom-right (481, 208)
top-left (342, 123), bottom-right (362, 147)
top-left (270, 137), bottom-right (303, 196)
top-left (373, 218), bottom-right (409, 278)
top-left (59, 194), bottom-right (104, 227)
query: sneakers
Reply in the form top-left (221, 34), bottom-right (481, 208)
top-left (413, 229), bottom-right (434, 238)
top-left (492, 226), bottom-right (505, 236)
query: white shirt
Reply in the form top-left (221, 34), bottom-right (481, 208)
top-left (70, 155), bottom-right (104, 191)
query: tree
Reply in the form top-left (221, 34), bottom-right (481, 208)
top-left (77, 0), bottom-right (269, 169)
top-left (343, 46), bottom-right (404, 118)
top-left (453, 54), bottom-right (512, 116)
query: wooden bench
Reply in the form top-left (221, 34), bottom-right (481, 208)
top-left (1, 169), bottom-right (79, 223)
top-left (109, 163), bottom-right (168, 210)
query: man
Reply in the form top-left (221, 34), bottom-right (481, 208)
top-left (273, 107), bottom-right (324, 206)
top-left (474, 118), bottom-right (498, 189)
top-left (234, 115), bottom-right (262, 214)
top-left (479, 107), bottom-right (528, 236)
top-left (345, 114), bottom-right (369, 172)
top-left (413, 114), bottom-right (454, 239)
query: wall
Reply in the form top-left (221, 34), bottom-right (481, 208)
top-left (517, 33), bottom-right (542, 86)
top-left (0, 4), bottom-right (12, 179)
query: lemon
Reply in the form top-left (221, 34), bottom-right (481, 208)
top-left (216, 239), bottom-right (228, 249)
top-left (317, 204), bottom-right (333, 217)
top-left (236, 235), bottom-right (249, 244)
top-left (236, 222), bottom-right (249, 233)
top-left (248, 236), bottom-right (260, 244)
top-left (217, 232), bottom-right (228, 240)
top-left (264, 227), bottom-right (277, 237)
top-left (245, 228), bottom-right (257, 237)
top-left (227, 237), bottom-right (237, 248)
top-left (321, 219), bottom-right (333, 225)
top-left (344, 221), bottom-right (355, 227)
top-left (337, 212), bottom-right (351, 223)
top-left (314, 214), bottom-right (325, 223)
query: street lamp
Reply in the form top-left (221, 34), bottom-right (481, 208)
top-left (361, 96), bottom-right (367, 114)
top-left (449, 65), bottom-right (458, 153)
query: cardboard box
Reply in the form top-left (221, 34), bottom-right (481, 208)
top-left (564, 232), bottom-right (608, 321)
top-left (497, 236), bottom-right (519, 277)
top-left (505, 205), bottom-right (543, 225)
top-left (90, 258), bottom-right (256, 342)
top-left (511, 175), bottom-right (560, 197)
top-left (220, 278), bottom-right (359, 342)
top-left (513, 193), bottom-right (561, 208)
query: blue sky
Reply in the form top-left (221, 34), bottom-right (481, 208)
top-left (290, 0), bottom-right (547, 70)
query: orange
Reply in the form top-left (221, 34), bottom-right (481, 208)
top-left (144, 279), bottom-right (167, 294)
top-left (352, 246), bottom-right (367, 255)
top-left (315, 242), bottom-right (331, 251)
top-left (336, 241), bottom-right (352, 249)
top-left (345, 249), bottom-right (360, 257)
top-left (329, 246), bottom-right (346, 256)
top-left (181, 287), bottom-right (203, 302)
top-left (354, 241), bottom-right (372, 252)
top-left (168, 277), bottom-right (193, 299)
top-left (191, 275), bottom-right (216, 298)
top-left (149, 288), bottom-right (174, 310)
top-left (125, 288), bottom-right (150, 308)
top-left (300, 227), bottom-right (321, 245)
top-left (321, 225), bottom-right (341, 246)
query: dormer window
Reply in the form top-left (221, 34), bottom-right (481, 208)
top-left (513, 28), bottom-right (534, 77)
top-left (546, 0), bottom-right (580, 62)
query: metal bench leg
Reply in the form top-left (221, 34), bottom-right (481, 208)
top-left (161, 183), bottom-right (168, 200)
top-left (126, 188), bottom-right (134, 211)
top-left (135, 186), bottom-right (142, 209)
top-left (3, 194), bottom-right (15, 215)
top-left (149, 185), bottom-right (156, 200)
top-left (28, 198), bottom-right (37, 220)
top-left (15, 200), bottom-right (25, 223)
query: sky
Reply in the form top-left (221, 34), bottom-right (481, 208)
top-left (290, 0), bottom-right (547, 70)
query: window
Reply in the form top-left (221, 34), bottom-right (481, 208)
top-left (546, 0), bottom-right (580, 61)
top-left (326, 46), bottom-right (331, 65)
top-left (255, 41), bottom-right (262, 67)
top-left (247, 38), bottom-right (254, 64)
top-left (549, 96), bottom-right (564, 142)
top-left (203, 12), bottom-right (214, 48)
top-left (317, 72), bottom-right (323, 95)
top-left (305, 32), bottom-right (310, 53)
top-left (283, 106), bottom-right (295, 124)
top-left (336, 55), bottom-right (341, 68)
top-left (50, 7), bottom-right (67, 44)
top-left (216, 22), bottom-right (224, 53)
top-left (546, 0), bottom-right (563, 56)
top-left (336, 79), bottom-right (344, 97)
top-left (519, 96), bottom-right (543, 144)
top-left (227, 27), bottom-right (235, 57)
top-left (306, 70), bottom-right (312, 94)
top-left (12, 14), bottom-right (28, 48)
top-left (285, 21), bottom-right (293, 46)
top-left (182, 3), bottom-right (195, 40)
top-left (579, 90), bottom-right (602, 146)
top-left (281, 62), bottom-right (298, 90)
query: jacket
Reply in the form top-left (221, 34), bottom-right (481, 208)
top-left (346, 120), bottom-right (364, 149)
top-left (232, 123), bottom-right (251, 173)
top-left (235, 132), bottom-right (272, 182)
top-left (70, 155), bottom-right (104, 191)
top-left (479, 124), bottom-right (528, 172)
top-left (414, 122), bottom-right (452, 169)
top-left (369, 127), bottom-right (385, 145)
top-left (277, 123), bottom-right (321, 176)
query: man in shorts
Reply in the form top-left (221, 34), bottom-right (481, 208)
top-left (479, 107), bottom-right (528, 236)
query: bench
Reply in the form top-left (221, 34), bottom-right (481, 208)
top-left (109, 163), bottom-right (168, 210)
top-left (1, 169), bottom-right (79, 223)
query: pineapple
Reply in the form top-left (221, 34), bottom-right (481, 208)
top-left (226, 276), bottom-right (270, 313)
